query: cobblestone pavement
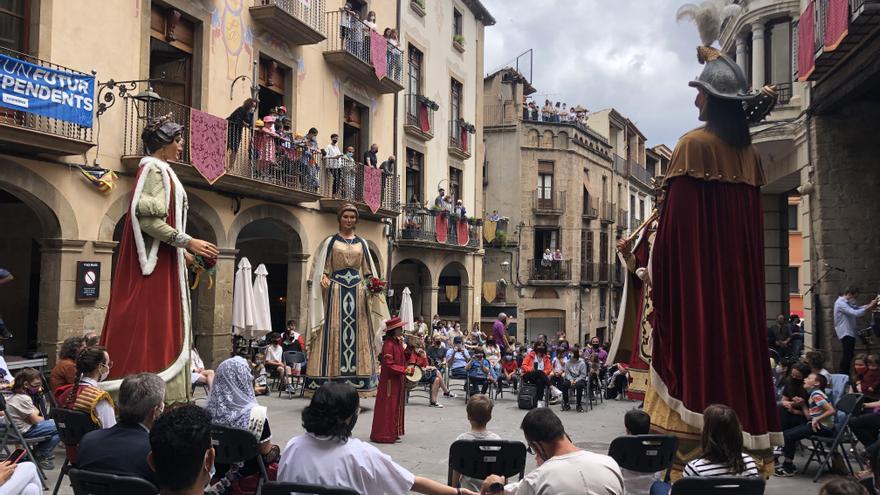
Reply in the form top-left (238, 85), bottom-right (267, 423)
top-left (46, 387), bottom-right (835, 494)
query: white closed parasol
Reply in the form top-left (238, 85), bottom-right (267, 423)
top-left (251, 263), bottom-right (273, 339)
top-left (231, 257), bottom-right (256, 338)
top-left (400, 286), bottom-right (414, 333)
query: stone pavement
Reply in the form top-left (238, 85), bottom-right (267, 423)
top-left (46, 387), bottom-right (835, 494)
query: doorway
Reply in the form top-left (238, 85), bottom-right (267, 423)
top-left (343, 97), bottom-right (369, 160)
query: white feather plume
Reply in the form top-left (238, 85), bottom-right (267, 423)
top-left (676, 0), bottom-right (742, 47)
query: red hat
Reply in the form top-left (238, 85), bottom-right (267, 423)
top-left (384, 317), bottom-right (405, 333)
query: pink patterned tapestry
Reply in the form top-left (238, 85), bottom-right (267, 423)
top-left (825, 0), bottom-right (849, 51)
top-left (435, 214), bottom-right (448, 244)
top-left (370, 30), bottom-right (387, 80)
top-left (797, 2), bottom-right (815, 81)
top-left (189, 109), bottom-right (227, 185)
top-left (457, 219), bottom-right (469, 247)
top-left (363, 165), bottom-right (382, 213)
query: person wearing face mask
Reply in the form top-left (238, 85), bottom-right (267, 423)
top-left (324, 133), bottom-right (344, 195)
top-left (5, 368), bottom-right (61, 470)
top-left (521, 343), bottom-right (553, 407)
top-left (279, 382), bottom-right (476, 495)
top-left (55, 346), bottom-right (117, 430)
top-left (778, 362), bottom-right (810, 433)
top-left (77, 373), bottom-right (166, 485)
top-left (148, 404), bottom-right (215, 495)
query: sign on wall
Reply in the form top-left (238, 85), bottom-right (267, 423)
top-left (0, 53), bottom-right (95, 128)
top-left (76, 261), bottom-right (101, 302)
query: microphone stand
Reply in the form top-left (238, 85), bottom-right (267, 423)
top-left (804, 267), bottom-right (834, 351)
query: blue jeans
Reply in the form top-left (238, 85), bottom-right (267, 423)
top-left (24, 419), bottom-right (61, 459)
top-left (783, 421), bottom-right (834, 459)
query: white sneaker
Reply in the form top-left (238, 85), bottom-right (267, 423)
top-left (550, 386), bottom-right (562, 398)
top-left (537, 400), bottom-right (546, 408)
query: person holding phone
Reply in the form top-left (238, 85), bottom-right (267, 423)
top-left (446, 337), bottom-right (471, 380)
top-left (0, 459), bottom-right (42, 495)
top-left (5, 368), bottom-right (60, 470)
top-left (465, 349), bottom-right (492, 396)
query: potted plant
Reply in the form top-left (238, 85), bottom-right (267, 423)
top-left (453, 34), bottom-right (465, 52)
top-left (417, 95), bottom-right (440, 111)
top-left (495, 230), bottom-right (508, 248)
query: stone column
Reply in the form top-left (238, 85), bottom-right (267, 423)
top-left (763, 194), bottom-right (789, 327)
top-left (735, 35), bottom-right (748, 74)
top-left (459, 285), bottom-right (473, 329)
top-left (195, 247), bottom-right (236, 368)
top-left (421, 286), bottom-right (439, 320)
top-left (751, 22), bottom-right (766, 89)
top-left (88, 240), bottom-right (119, 333)
top-left (36, 239), bottom-right (87, 361)
top-left (287, 253), bottom-right (310, 331)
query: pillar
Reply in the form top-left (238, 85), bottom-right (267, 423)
top-left (286, 253), bottom-right (310, 332)
top-left (735, 35), bottom-right (748, 74)
top-left (763, 194), bottom-right (789, 327)
top-left (751, 22), bottom-right (765, 89)
top-left (36, 239), bottom-right (87, 362)
top-left (421, 285), bottom-right (439, 320)
top-left (194, 247), bottom-right (237, 368)
top-left (459, 285), bottom-right (473, 329)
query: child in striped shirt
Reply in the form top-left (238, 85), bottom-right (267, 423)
top-left (776, 372), bottom-right (836, 477)
top-left (683, 404), bottom-right (759, 477)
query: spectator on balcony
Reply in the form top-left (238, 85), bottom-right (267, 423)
top-left (340, 4), bottom-right (360, 55)
top-left (529, 102), bottom-right (539, 121)
top-left (380, 155), bottom-right (396, 175)
top-left (553, 249), bottom-right (563, 261)
top-left (364, 143), bottom-right (379, 168)
top-left (542, 100), bottom-right (553, 121)
top-left (454, 199), bottom-right (467, 218)
top-left (364, 10), bottom-right (377, 31)
top-left (559, 104), bottom-right (569, 122)
top-left (434, 188), bottom-right (446, 209)
top-left (226, 98), bottom-right (256, 154)
top-left (444, 195), bottom-right (454, 214)
top-left (489, 210), bottom-right (501, 221)
top-left (542, 248), bottom-right (554, 267)
top-left (325, 133), bottom-right (343, 195)
top-left (384, 29), bottom-right (402, 81)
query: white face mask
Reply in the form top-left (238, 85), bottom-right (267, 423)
top-left (99, 363), bottom-right (109, 381)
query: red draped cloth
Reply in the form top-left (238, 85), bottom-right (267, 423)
top-left (370, 337), bottom-right (407, 443)
top-left (457, 219), bottom-right (470, 247)
top-left (100, 168), bottom-right (183, 379)
top-left (651, 175), bottom-right (779, 446)
top-left (418, 104), bottom-right (430, 133)
top-left (435, 214), bottom-right (448, 243)
top-left (623, 233), bottom-right (653, 401)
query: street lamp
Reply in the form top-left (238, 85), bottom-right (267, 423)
top-left (95, 78), bottom-right (165, 116)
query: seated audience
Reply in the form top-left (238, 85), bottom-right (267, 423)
top-left (78, 373), bottom-right (165, 484)
top-left (5, 368), bottom-right (61, 469)
top-left (818, 478), bottom-right (869, 495)
top-left (860, 354), bottom-right (880, 401)
top-left (451, 395), bottom-right (501, 492)
top-left (846, 394), bottom-right (880, 466)
top-left (148, 404), bottom-right (214, 495)
top-left (264, 333), bottom-right (293, 393)
top-left (408, 339), bottom-right (447, 407)
top-left (0, 461), bottom-right (42, 495)
top-left (49, 335), bottom-right (85, 391)
top-left (804, 350), bottom-right (832, 383)
top-left (619, 409), bottom-right (657, 495)
top-left (852, 354), bottom-right (868, 391)
top-left (683, 404), bottom-right (758, 477)
top-left (561, 349), bottom-right (588, 412)
top-left (500, 352), bottom-right (520, 391)
top-left (776, 373), bottom-right (835, 477)
top-left (521, 342), bottom-right (553, 406)
top-left (55, 346), bottom-right (117, 429)
top-left (205, 357), bottom-right (278, 492)
top-left (465, 348), bottom-right (493, 396)
top-left (778, 362), bottom-right (810, 431)
top-left (446, 336), bottom-right (471, 380)
top-left (190, 346), bottom-right (214, 391)
top-left (278, 382), bottom-right (477, 495)
top-left (252, 352), bottom-right (270, 396)
top-left (482, 408), bottom-right (625, 494)
top-left (83, 331), bottom-right (100, 347)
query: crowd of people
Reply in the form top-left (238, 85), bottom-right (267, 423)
top-left (522, 98), bottom-right (590, 127)
top-left (339, 4), bottom-right (402, 79)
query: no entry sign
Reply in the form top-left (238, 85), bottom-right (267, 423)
top-left (76, 261), bottom-right (100, 302)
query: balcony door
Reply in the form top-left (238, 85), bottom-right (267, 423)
top-left (149, 4), bottom-right (196, 107)
top-left (258, 56), bottom-right (289, 120)
top-left (407, 45), bottom-right (423, 118)
top-left (537, 160), bottom-right (554, 209)
top-left (534, 229), bottom-right (559, 259)
top-left (405, 148), bottom-right (423, 205)
top-left (0, 0), bottom-right (29, 51)
top-left (343, 96), bottom-right (369, 161)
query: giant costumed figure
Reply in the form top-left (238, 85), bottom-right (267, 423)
top-left (306, 204), bottom-right (389, 395)
top-left (101, 115), bottom-right (219, 402)
top-left (641, 0), bottom-right (783, 477)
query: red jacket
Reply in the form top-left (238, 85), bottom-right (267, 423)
top-left (521, 352), bottom-right (552, 376)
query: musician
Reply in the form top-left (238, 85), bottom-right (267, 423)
top-left (370, 318), bottom-right (408, 444)
top-left (407, 340), bottom-right (447, 408)
top-left (834, 287), bottom-right (879, 374)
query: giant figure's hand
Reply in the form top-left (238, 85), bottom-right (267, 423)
top-left (187, 238), bottom-right (219, 258)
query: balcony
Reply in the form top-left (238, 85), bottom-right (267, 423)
top-left (600, 202), bottom-right (615, 224)
top-left (630, 163), bottom-right (653, 186)
top-left (404, 94), bottom-right (435, 140)
top-left (804, 0), bottom-right (880, 81)
top-left (528, 259), bottom-right (572, 284)
top-left (0, 49), bottom-right (94, 157)
top-left (319, 157), bottom-right (400, 218)
top-left (249, 0), bottom-right (326, 45)
top-left (776, 82), bottom-right (793, 105)
top-left (323, 10), bottom-right (404, 94)
top-left (617, 208), bottom-right (629, 227)
top-left (448, 119), bottom-right (472, 160)
top-left (533, 189), bottom-right (565, 216)
top-left (580, 262), bottom-right (599, 284)
top-left (582, 197), bottom-right (599, 219)
top-left (613, 154), bottom-right (628, 176)
top-left (121, 98), bottom-right (323, 205)
top-left (398, 205), bottom-right (482, 252)
top-left (483, 217), bottom-right (513, 247)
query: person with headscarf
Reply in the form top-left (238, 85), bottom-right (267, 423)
top-left (100, 114), bottom-right (219, 403)
top-left (205, 357), bottom-right (278, 493)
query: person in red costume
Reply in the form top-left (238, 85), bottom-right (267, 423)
top-left (371, 317), bottom-right (408, 443)
top-left (100, 115), bottom-right (219, 402)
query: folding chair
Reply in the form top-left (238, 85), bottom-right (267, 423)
top-left (68, 468), bottom-right (158, 495)
top-left (447, 439), bottom-right (527, 487)
top-left (0, 394), bottom-right (51, 488)
top-left (191, 381), bottom-right (209, 398)
top-left (671, 476), bottom-right (765, 494)
top-left (446, 368), bottom-right (471, 399)
top-left (278, 351), bottom-right (307, 399)
top-left (607, 434), bottom-right (678, 483)
top-left (260, 481), bottom-right (359, 495)
top-left (50, 408), bottom-right (99, 495)
top-left (802, 392), bottom-right (865, 481)
top-left (211, 424), bottom-right (270, 491)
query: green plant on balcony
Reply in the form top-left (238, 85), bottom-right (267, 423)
top-left (458, 118), bottom-right (477, 134)
top-left (453, 34), bottom-right (466, 47)
top-left (449, 212), bottom-right (461, 222)
top-left (418, 95), bottom-right (440, 111)
top-left (412, 0), bottom-right (425, 7)
top-left (495, 230), bottom-right (509, 248)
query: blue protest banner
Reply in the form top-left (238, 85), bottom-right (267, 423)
top-left (0, 53), bottom-right (95, 128)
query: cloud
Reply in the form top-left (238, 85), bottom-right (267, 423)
top-left (483, 0), bottom-right (704, 147)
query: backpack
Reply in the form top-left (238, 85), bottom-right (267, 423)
top-left (518, 383), bottom-right (538, 410)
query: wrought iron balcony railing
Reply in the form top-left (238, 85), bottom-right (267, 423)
top-left (399, 205), bottom-right (481, 250)
top-left (529, 259), bottom-right (572, 282)
top-left (249, 0), bottom-right (326, 45)
top-left (404, 93), bottom-right (435, 139)
top-left (324, 10), bottom-right (403, 91)
top-left (320, 156), bottom-right (400, 213)
top-left (448, 119), bottom-right (472, 158)
top-left (533, 189), bottom-right (565, 215)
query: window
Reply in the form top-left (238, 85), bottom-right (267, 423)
top-left (150, 4), bottom-right (196, 106)
top-left (405, 148), bottom-right (423, 205)
top-left (408, 45), bottom-right (422, 96)
top-left (450, 78), bottom-right (463, 120)
top-left (537, 173), bottom-right (553, 208)
top-left (787, 204), bottom-right (798, 231)
top-left (534, 229), bottom-right (559, 259)
top-left (788, 267), bottom-right (799, 294)
top-left (582, 187), bottom-right (590, 215)
top-left (0, 0), bottom-right (29, 51)
top-left (599, 288), bottom-right (607, 321)
top-left (258, 56), bottom-right (289, 120)
top-left (639, 198), bottom-right (646, 220)
top-left (343, 97), bottom-right (369, 160)
top-left (449, 166), bottom-right (462, 202)
top-left (453, 8), bottom-right (462, 36)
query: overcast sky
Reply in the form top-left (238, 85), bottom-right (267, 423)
top-left (482, 0), bottom-right (703, 147)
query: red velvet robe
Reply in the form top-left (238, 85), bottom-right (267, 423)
top-left (100, 167), bottom-right (183, 380)
top-left (370, 337), bottom-right (406, 443)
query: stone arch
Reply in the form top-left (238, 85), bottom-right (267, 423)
top-left (437, 260), bottom-right (471, 328)
top-left (557, 131), bottom-right (569, 149)
top-left (542, 130), bottom-right (555, 148)
top-left (99, 191), bottom-right (224, 244)
top-left (389, 258), bottom-right (433, 319)
top-left (227, 203), bottom-right (307, 252)
top-left (0, 158), bottom-right (76, 238)
top-left (528, 129), bottom-right (540, 147)
top-left (365, 239), bottom-right (384, 276)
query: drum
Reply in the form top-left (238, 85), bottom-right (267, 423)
top-left (405, 364), bottom-right (423, 390)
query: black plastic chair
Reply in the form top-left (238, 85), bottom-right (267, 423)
top-left (68, 468), bottom-right (158, 495)
top-left (607, 434), bottom-right (678, 482)
top-left (0, 394), bottom-right (51, 488)
top-left (279, 351), bottom-right (307, 399)
top-left (260, 481), bottom-right (360, 495)
top-left (802, 392), bottom-right (865, 481)
top-left (50, 408), bottom-right (100, 495)
top-left (447, 439), bottom-right (527, 487)
top-left (671, 476), bottom-right (765, 495)
top-left (211, 424), bottom-right (269, 489)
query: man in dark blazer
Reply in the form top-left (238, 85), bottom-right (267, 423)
top-left (77, 372), bottom-right (166, 485)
